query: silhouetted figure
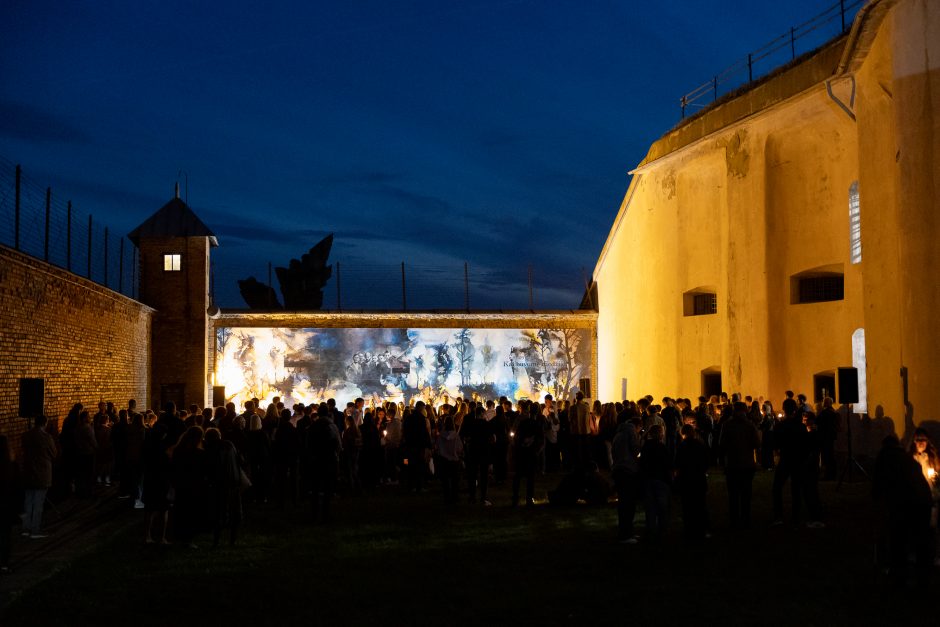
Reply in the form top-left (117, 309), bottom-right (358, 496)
top-left (512, 405), bottom-right (542, 507)
top-left (720, 402), bottom-right (760, 529)
top-left (307, 411), bottom-right (341, 523)
top-left (612, 418), bottom-right (641, 543)
top-left (873, 435), bottom-right (933, 588)
top-left (816, 398), bottom-right (839, 480)
top-left (675, 424), bottom-right (710, 543)
top-left (203, 428), bottom-right (243, 547)
top-left (640, 424), bottom-right (671, 541)
top-left (20, 416), bottom-right (56, 539)
top-left (772, 399), bottom-right (807, 526)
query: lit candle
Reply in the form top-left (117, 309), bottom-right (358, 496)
top-left (928, 467), bottom-right (936, 480)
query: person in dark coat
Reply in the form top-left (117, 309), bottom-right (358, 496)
top-left (121, 411), bottom-right (146, 503)
top-left (142, 423), bottom-right (171, 544)
top-left (402, 402), bottom-right (432, 493)
top-left (815, 398), bottom-right (840, 480)
top-left (272, 410), bottom-right (300, 507)
top-left (640, 424), bottom-right (671, 541)
top-left (170, 426), bottom-right (207, 548)
top-left (462, 406), bottom-right (495, 505)
top-left (94, 412), bottom-right (114, 487)
top-left (873, 434), bottom-right (934, 588)
top-left (74, 410), bottom-right (97, 498)
top-left (20, 416), bottom-right (56, 538)
top-left (307, 410), bottom-right (342, 523)
top-left (611, 418), bottom-right (642, 543)
top-left (719, 402), bottom-right (760, 529)
top-left (772, 399), bottom-right (807, 525)
top-left (512, 404), bottom-right (543, 507)
top-left (203, 428), bottom-right (243, 547)
top-left (675, 424), bottom-right (710, 543)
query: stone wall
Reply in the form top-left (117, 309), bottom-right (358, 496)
top-left (0, 245), bottom-right (153, 450)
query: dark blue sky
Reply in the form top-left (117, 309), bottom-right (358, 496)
top-left (0, 0), bottom-right (844, 310)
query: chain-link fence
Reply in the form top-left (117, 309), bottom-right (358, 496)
top-left (0, 156), bottom-right (137, 298)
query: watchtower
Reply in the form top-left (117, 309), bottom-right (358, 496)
top-left (129, 185), bottom-right (218, 411)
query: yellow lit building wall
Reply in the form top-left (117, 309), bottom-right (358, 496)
top-left (594, 0), bottom-right (939, 434)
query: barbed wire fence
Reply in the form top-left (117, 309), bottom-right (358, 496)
top-left (679, 0), bottom-right (865, 119)
top-left (0, 156), bottom-right (138, 298)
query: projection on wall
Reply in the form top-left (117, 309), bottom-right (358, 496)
top-left (215, 327), bottom-right (591, 408)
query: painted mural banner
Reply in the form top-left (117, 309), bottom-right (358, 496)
top-left (215, 327), bottom-right (590, 408)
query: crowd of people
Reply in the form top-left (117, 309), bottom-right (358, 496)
top-left (0, 389), bottom-right (937, 587)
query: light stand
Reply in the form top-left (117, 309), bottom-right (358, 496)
top-left (837, 403), bottom-right (869, 490)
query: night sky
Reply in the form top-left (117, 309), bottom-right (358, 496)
top-left (1, 0), bottom-right (844, 310)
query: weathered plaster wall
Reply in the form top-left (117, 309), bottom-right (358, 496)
top-left (594, 0), bottom-right (938, 436)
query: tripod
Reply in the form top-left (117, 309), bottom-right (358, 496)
top-left (838, 403), bottom-right (869, 490)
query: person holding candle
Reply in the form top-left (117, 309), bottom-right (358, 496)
top-left (909, 427), bottom-right (940, 564)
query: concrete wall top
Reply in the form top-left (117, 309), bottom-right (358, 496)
top-left (213, 310), bottom-right (597, 330)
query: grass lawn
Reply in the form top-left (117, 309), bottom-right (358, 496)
top-left (2, 471), bottom-right (936, 626)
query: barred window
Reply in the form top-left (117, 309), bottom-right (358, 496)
top-left (693, 293), bottom-right (717, 315)
top-left (798, 275), bottom-right (843, 303)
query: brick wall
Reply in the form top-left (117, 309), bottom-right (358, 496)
top-left (0, 244), bottom-right (153, 451)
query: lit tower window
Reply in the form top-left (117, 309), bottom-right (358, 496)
top-left (163, 253), bottom-right (181, 271)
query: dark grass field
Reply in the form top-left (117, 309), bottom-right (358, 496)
top-left (2, 472), bottom-right (936, 626)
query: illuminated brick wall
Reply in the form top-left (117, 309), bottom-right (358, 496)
top-left (0, 245), bottom-right (152, 450)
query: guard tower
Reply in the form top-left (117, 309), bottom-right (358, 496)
top-left (129, 185), bottom-right (218, 411)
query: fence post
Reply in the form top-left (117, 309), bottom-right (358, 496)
top-left (841, 0), bottom-right (846, 32)
top-left (87, 215), bottom-right (93, 279)
top-left (748, 53), bottom-right (753, 82)
top-left (44, 187), bottom-right (51, 261)
top-left (118, 237), bottom-right (124, 293)
top-left (791, 27), bottom-right (796, 59)
top-left (336, 262), bottom-right (342, 311)
top-left (680, 96), bottom-right (687, 119)
top-left (14, 165), bottom-right (21, 250)
top-left (132, 247), bottom-right (137, 299)
top-left (401, 261), bottom-right (407, 311)
top-left (66, 201), bottom-right (72, 271)
top-left (713, 76), bottom-right (718, 102)
top-left (103, 227), bottom-right (109, 288)
top-left (267, 261), bottom-right (272, 308)
top-left (528, 265), bottom-right (534, 310)
top-left (464, 262), bottom-right (470, 312)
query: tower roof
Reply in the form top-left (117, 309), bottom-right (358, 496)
top-left (128, 196), bottom-right (219, 247)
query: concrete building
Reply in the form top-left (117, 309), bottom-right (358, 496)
top-left (593, 0), bottom-right (938, 435)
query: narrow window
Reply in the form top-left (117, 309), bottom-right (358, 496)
top-left (852, 328), bottom-right (868, 413)
top-left (849, 181), bottom-right (861, 264)
top-left (163, 253), bottom-right (181, 271)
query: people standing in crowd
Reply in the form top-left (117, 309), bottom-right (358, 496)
top-left (492, 401), bottom-right (512, 485)
top-left (360, 412), bottom-right (382, 490)
top-left (121, 411), bottom-right (146, 507)
top-left (759, 402), bottom-right (776, 470)
top-left (20, 416), bottom-right (56, 539)
top-left (611, 416), bottom-right (641, 544)
top-left (720, 401), bottom-right (760, 530)
top-left (246, 415), bottom-right (272, 505)
top-left (570, 391), bottom-right (591, 468)
top-left (542, 394), bottom-right (560, 472)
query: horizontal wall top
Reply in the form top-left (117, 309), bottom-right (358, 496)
top-left (213, 309), bottom-right (597, 329)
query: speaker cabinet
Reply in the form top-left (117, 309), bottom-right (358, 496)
top-left (212, 386), bottom-right (226, 408)
top-left (837, 367), bottom-right (859, 405)
top-left (19, 378), bottom-right (45, 418)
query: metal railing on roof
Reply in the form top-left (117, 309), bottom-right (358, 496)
top-left (679, 0), bottom-right (865, 119)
